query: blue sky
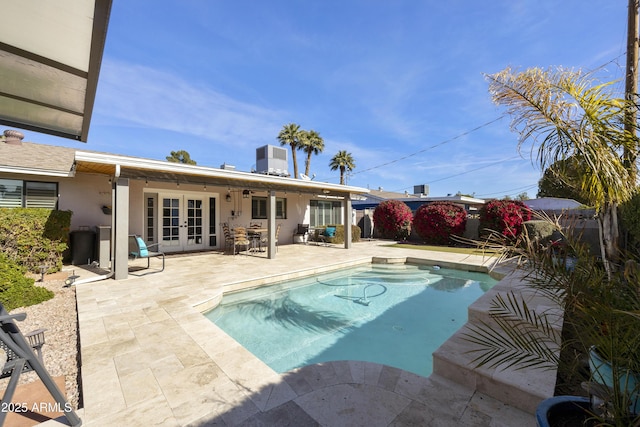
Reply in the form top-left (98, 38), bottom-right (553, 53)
top-left (22, 1), bottom-right (629, 198)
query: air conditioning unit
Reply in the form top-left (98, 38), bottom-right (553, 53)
top-left (413, 184), bottom-right (429, 196)
top-left (255, 145), bottom-right (289, 177)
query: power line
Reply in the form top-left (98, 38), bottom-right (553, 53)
top-left (390, 154), bottom-right (522, 193)
top-left (476, 183), bottom-right (538, 198)
top-left (350, 115), bottom-right (507, 177)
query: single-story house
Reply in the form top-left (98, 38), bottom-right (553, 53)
top-left (0, 131), bottom-right (369, 279)
top-left (523, 197), bottom-right (584, 211)
top-left (352, 188), bottom-right (486, 213)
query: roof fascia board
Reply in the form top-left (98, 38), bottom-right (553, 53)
top-left (0, 165), bottom-right (74, 177)
top-left (75, 150), bottom-right (369, 194)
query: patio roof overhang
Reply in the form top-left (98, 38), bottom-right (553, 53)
top-left (74, 150), bottom-right (369, 197)
top-left (0, 0), bottom-right (112, 142)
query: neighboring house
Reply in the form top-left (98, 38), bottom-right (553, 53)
top-left (523, 197), bottom-right (584, 211)
top-left (353, 188), bottom-right (486, 213)
top-left (0, 132), bottom-right (368, 279)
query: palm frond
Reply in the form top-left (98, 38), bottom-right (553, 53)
top-left (462, 291), bottom-right (561, 371)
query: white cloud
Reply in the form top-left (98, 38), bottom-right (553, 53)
top-left (94, 59), bottom-right (284, 150)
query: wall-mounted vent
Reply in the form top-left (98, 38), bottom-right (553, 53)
top-left (255, 145), bottom-right (289, 177)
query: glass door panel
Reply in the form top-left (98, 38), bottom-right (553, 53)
top-left (162, 197), bottom-right (181, 247)
top-left (186, 198), bottom-right (203, 248)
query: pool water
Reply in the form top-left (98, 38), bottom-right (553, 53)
top-left (206, 263), bottom-right (497, 377)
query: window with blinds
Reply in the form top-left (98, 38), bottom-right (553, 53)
top-left (0, 179), bottom-right (23, 208)
top-left (0, 179), bottom-right (58, 209)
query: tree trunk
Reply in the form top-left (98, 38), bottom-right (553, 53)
top-left (598, 201), bottom-right (619, 276)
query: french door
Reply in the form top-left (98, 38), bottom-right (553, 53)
top-left (160, 195), bottom-right (205, 252)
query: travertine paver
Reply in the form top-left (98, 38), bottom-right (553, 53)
top-left (41, 241), bottom-right (540, 427)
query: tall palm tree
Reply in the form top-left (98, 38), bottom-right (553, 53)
top-left (487, 66), bottom-right (639, 268)
top-left (300, 129), bottom-right (324, 177)
top-left (277, 123), bottom-right (303, 180)
top-left (329, 150), bottom-right (356, 185)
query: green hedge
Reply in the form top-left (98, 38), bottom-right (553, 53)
top-left (312, 225), bottom-right (361, 244)
top-left (523, 220), bottom-right (557, 245)
top-left (0, 252), bottom-right (53, 311)
top-left (0, 209), bottom-right (72, 273)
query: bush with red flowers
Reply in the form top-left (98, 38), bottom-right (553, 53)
top-left (478, 199), bottom-right (532, 239)
top-left (413, 202), bottom-right (467, 245)
top-left (373, 200), bottom-right (413, 240)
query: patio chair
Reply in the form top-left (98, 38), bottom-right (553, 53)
top-left (233, 227), bottom-right (251, 255)
top-left (129, 235), bottom-right (165, 272)
top-left (221, 223), bottom-right (234, 253)
top-left (0, 305), bottom-right (81, 427)
top-left (315, 226), bottom-right (336, 246)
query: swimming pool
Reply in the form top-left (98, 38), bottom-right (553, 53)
top-left (205, 263), bottom-right (497, 377)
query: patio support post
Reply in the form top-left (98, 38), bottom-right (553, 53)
top-left (112, 178), bottom-right (130, 280)
top-left (343, 193), bottom-right (352, 249)
top-left (267, 190), bottom-right (276, 259)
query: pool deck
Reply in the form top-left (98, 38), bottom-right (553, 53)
top-left (43, 240), bottom-right (542, 426)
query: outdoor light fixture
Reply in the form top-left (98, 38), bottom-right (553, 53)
top-left (242, 189), bottom-right (250, 198)
top-left (226, 192), bottom-right (232, 202)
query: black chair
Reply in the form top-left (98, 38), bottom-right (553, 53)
top-left (294, 224), bottom-right (309, 244)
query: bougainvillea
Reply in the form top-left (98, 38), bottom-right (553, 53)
top-left (373, 200), bottom-right (413, 240)
top-left (478, 199), bottom-right (532, 239)
top-left (413, 202), bottom-right (467, 245)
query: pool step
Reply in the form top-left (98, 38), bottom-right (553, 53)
top-left (432, 269), bottom-right (560, 415)
top-left (467, 271), bottom-right (564, 333)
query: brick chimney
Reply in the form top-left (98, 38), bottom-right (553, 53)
top-left (3, 130), bottom-right (24, 145)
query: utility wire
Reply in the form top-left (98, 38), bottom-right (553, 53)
top-left (349, 115), bottom-right (507, 177)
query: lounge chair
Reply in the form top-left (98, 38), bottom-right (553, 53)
top-left (129, 235), bottom-right (165, 272)
top-left (0, 305), bottom-right (81, 427)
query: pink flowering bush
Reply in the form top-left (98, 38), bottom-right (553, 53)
top-left (478, 199), bottom-right (532, 239)
top-left (413, 202), bottom-right (467, 245)
top-left (373, 200), bottom-right (413, 240)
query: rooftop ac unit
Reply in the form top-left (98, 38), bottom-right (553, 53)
top-left (255, 145), bottom-right (289, 177)
top-left (413, 184), bottom-right (429, 196)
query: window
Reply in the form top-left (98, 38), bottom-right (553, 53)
top-left (310, 200), bottom-right (342, 227)
top-left (145, 195), bottom-right (156, 243)
top-left (0, 179), bottom-right (57, 209)
top-left (251, 196), bottom-right (287, 219)
top-left (0, 179), bottom-right (23, 207)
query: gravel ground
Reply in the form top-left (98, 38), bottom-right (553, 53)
top-left (6, 275), bottom-right (80, 409)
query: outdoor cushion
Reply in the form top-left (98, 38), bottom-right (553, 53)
top-left (135, 237), bottom-right (149, 257)
top-left (324, 227), bottom-right (336, 237)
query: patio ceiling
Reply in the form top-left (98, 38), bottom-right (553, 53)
top-left (0, 0), bottom-right (112, 142)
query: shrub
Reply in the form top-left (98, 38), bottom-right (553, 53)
top-left (413, 202), bottom-right (467, 245)
top-left (0, 209), bottom-right (72, 273)
top-left (523, 220), bottom-right (557, 245)
top-left (373, 200), bottom-right (413, 240)
top-left (478, 199), bottom-right (532, 239)
top-left (620, 190), bottom-right (640, 251)
top-left (0, 252), bottom-right (53, 311)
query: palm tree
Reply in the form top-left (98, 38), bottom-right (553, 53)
top-left (300, 129), bottom-right (324, 177)
top-left (487, 66), bottom-right (638, 268)
top-left (329, 150), bottom-right (356, 185)
top-left (277, 123), bottom-right (303, 180)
